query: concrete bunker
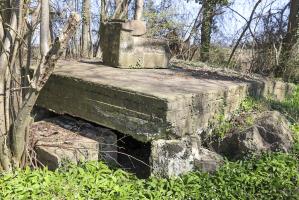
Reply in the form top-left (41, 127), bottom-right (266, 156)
top-left (32, 5), bottom-right (295, 177)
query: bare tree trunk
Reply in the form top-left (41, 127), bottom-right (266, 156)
top-left (81, 0), bottom-right (91, 58)
top-left (100, 0), bottom-right (107, 22)
top-left (0, 1), bottom-right (19, 171)
top-left (11, 13), bottom-right (80, 167)
top-left (0, 15), bottom-right (4, 42)
top-left (282, 0), bottom-right (299, 51)
top-left (40, 0), bottom-right (50, 57)
top-left (0, 0), bottom-right (11, 27)
top-left (278, 0), bottom-right (299, 79)
top-left (184, 6), bottom-right (203, 44)
top-left (95, 0), bottom-right (107, 58)
top-left (0, 0), bottom-right (80, 170)
top-left (134, 0), bottom-right (144, 20)
top-left (200, 0), bottom-right (214, 62)
top-left (114, 0), bottom-right (122, 18)
top-left (113, 0), bottom-right (129, 20)
top-left (25, 4), bottom-right (40, 93)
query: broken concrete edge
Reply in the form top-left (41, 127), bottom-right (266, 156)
top-left (121, 20), bottom-right (147, 36)
top-left (170, 59), bottom-right (296, 100)
top-left (37, 71), bottom-right (295, 143)
top-left (247, 78), bottom-right (296, 102)
top-left (150, 135), bottom-right (224, 177)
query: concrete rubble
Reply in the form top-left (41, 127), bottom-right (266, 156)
top-left (151, 136), bottom-right (223, 177)
top-left (31, 116), bottom-right (117, 169)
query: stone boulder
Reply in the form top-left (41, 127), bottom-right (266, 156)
top-left (218, 111), bottom-right (294, 159)
top-left (194, 148), bottom-right (224, 173)
top-left (151, 135), bottom-right (223, 177)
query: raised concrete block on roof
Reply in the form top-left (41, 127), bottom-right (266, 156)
top-left (101, 21), bottom-right (170, 69)
top-left (122, 20), bottom-right (146, 36)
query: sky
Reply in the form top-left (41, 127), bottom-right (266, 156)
top-left (149, 0), bottom-right (290, 45)
top-left (34, 0), bottom-right (290, 46)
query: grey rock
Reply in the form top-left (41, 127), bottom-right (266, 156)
top-left (256, 111), bottom-right (294, 152)
top-left (194, 148), bottom-right (224, 173)
top-left (218, 111), bottom-right (294, 159)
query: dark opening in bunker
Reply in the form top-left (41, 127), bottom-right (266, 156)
top-left (116, 132), bottom-right (151, 179)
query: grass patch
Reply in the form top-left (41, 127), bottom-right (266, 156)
top-left (269, 86), bottom-right (299, 122)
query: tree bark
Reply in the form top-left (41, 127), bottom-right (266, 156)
top-left (200, 0), bottom-right (215, 62)
top-left (278, 0), bottom-right (299, 79)
top-left (95, 0), bottom-right (107, 58)
top-left (113, 0), bottom-right (129, 20)
top-left (40, 0), bottom-right (50, 57)
top-left (134, 0), bottom-right (144, 20)
top-left (0, 1), bottom-right (18, 171)
top-left (0, 15), bottom-right (4, 42)
top-left (81, 0), bottom-right (91, 58)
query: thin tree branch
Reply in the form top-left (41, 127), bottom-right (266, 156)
top-left (227, 0), bottom-right (263, 66)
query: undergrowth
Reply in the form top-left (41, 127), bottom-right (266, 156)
top-left (270, 86), bottom-right (299, 122)
top-left (0, 150), bottom-right (298, 200)
top-left (212, 96), bottom-right (267, 139)
top-left (213, 85), bottom-right (299, 139)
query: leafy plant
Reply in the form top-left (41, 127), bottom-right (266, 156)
top-left (0, 150), bottom-right (298, 200)
top-left (213, 114), bottom-right (232, 138)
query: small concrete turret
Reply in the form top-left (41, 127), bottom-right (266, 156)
top-left (101, 20), bottom-right (170, 69)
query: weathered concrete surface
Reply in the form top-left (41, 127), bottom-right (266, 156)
top-left (101, 21), bottom-right (170, 68)
top-left (31, 116), bottom-right (117, 169)
top-left (151, 136), bottom-right (223, 177)
top-left (122, 20), bottom-right (146, 36)
top-left (37, 60), bottom-right (294, 142)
